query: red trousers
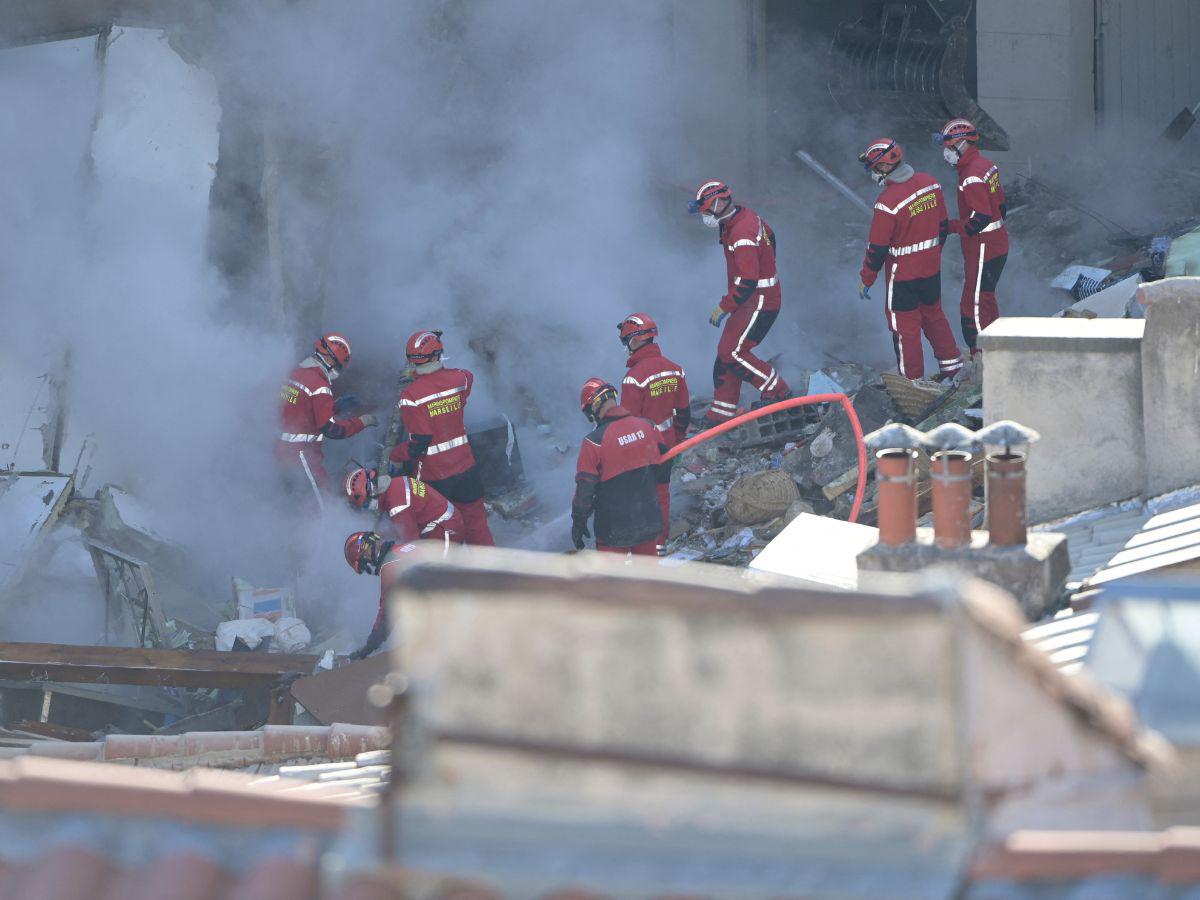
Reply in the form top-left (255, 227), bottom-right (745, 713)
top-left (960, 240), bottom-right (1007, 353)
top-left (597, 539), bottom-right (659, 557)
top-left (656, 482), bottom-right (670, 555)
top-left (706, 298), bottom-right (790, 422)
top-left (884, 272), bottom-right (962, 380)
top-left (456, 498), bottom-right (495, 546)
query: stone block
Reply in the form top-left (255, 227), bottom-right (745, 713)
top-left (980, 318), bottom-right (1145, 523)
top-left (857, 530), bottom-right (1071, 620)
top-left (1140, 278), bottom-right (1200, 497)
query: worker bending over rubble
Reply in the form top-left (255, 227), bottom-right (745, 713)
top-left (618, 312), bottom-right (690, 555)
top-left (277, 333), bottom-right (377, 510)
top-left (857, 138), bottom-right (964, 382)
top-left (343, 531), bottom-right (418, 660)
top-left (572, 378), bottom-right (668, 556)
top-left (343, 466), bottom-right (464, 548)
top-left (940, 118), bottom-right (1008, 359)
top-left (688, 180), bottom-right (790, 428)
top-left (389, 330), bottom-right (495, 546)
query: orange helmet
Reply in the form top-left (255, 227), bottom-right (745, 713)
top-left (859, 138), bottom-right (903, 173)
top-left (580, 377), bottom-right (618, 423)
top-left (940, 118), bottom-right (979, 147)
top-left (344, 530), bottom-right (385, 575)
top-left (405, 330), bottom-right (444, 364)
top-left (617, 312), bottom-right (658, 348)
top-left (343, 467), bottom-right (376, 509)
top-left (316, 333), bottom-right (351, 370)
top-left (688, 180), bottom-right (732, 216)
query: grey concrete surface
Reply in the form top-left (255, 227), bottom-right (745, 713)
top-left (980, 317), bottom-right (1145, 523)
top-left (1140, 278), bottom-right (1200, 497)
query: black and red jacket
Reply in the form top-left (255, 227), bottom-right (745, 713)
top-left (718, 206), bottom-right (781, 314)
top-left (620, 342), bottom-right (691, 449)
top-left (952, 146), bottom-right (1009, 257)
top-left (860, 170), bottom-right (949, 286)
top-left (572, 406), bottom-right (666, 548)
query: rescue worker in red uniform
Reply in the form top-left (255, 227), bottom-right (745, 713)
top-left (343, 531), bottom-right (418, 660)
top-left (689, 181), bottom-right (791, 427)
top-left (343, 466), bottom-right (465, 547)
top-left (572, 378), bottom-right (668, 557)
top-left (388, 330), bottom-right (495, 546)
top-left (617, 313), bottom-right (690, 555)
top-left (857, 139), bottom-right (964, 382)
top-left (276, 333), bottom-right (377, 510)
top-left (940, 118), bottom-right (1008, 358)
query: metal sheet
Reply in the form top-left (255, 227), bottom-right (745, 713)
top-left (0, 473), bottom-right (72, 590)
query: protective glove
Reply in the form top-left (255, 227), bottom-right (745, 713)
top-left (348, 647), bottom-right (368, 661)
top-left (359, 413), bottom-right (379, 427)
top-left (571, 517), bottom-right (590, 550)
top-left (709, 305), bottom-right (729, 328)
top-left (858, 282), bottom-right (871, 301)
top-left (333, 394), bottom-right (358, 414)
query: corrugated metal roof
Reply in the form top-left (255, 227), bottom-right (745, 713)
top-left (1035, 486), bottom-right (1200, 591)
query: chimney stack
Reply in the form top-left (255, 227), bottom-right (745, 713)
top-left (976, 421), bottom-right (1041, 548)
top-left (921, 423), bottom-right (979, 550)
top-left (864, 424), bottom-right (925, 548)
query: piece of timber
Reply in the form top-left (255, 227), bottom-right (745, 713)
top-left (0, 643), bottom-right (318, 690)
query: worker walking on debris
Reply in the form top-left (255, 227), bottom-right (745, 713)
top-left (940, 118), bottom-right (1008, 359)
top-left (389, 330), bottom-right (495, 546)
top-left (277, 333), bottom-right (377, 510)
top-left (689, 180), bottom-right (790, 427)
top-left (342, 531), bottom-right (418, 660)
top-left (857, 139), bottom-right (964, 382)
top-left (343, 466), bottom-right (464, 548)
top-left (618, 313), bottom-right (690, 554)
top-left (572, 378), bottom-right (668, 556)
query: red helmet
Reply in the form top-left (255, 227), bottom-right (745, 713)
top-left (343, 467), bottom-right (376, 509)
top-left (688, 180), bottom-right (732, 216)
top-left (316, 333), bottom-right (351, 370)
top-left (344, 530), bottom-right (384, 575)
top-left (940, 118), bottom-right (979, 147)
top-left (406, 330), bottom-right (444, 364)
top-left (617, 313), bottom-right (658, 348)
top-left (859, 138), bottom-right (903, 173)
top-left (580, 377), bottom-right (618, 422)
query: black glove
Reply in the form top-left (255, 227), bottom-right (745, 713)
top-left (348, 647), bottom-right (367, 661)
top-left (571, 517), bottom-right (590, 550)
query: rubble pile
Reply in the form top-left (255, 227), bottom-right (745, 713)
top-left (666, 362), bottom-right (985, 566)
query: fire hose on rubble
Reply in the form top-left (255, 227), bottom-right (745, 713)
top-left (663, 393), bottom-right (868, 525)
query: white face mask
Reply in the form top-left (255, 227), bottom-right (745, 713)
top-left (701, 213), bottom-right (719, 228)
top-left (327, 366), bottom-right (340, 381)
top-left (943, 146), bottom-right (961, 167)
top-left (870, 169), bottom-right (888, 187)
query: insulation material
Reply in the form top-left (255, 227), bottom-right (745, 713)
top-left (273, 618), bottom-right (312, 654)
top-left (214, 618), bottom-right (275, 652)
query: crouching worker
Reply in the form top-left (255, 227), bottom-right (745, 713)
top-left (571, 378), bottom-right (668, 557)
top-left (344, 466), bottom-right (464, 549)
top-left (342, 531), bottom-right (419, 660)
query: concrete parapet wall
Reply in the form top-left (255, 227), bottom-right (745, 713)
top-left (980, 318), bottom-right (1145, 523)
top-left (1140, 278), bottom-right (1200, 497)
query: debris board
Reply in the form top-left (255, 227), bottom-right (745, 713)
top-left (0, 643), bottom-right (319, 690)
top-left (290, 653), bottom-right (393, 725)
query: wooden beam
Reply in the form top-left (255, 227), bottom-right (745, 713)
top-left (0, 643), bottom-right (318, 690)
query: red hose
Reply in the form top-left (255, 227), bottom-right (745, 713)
top-left (663, 393), bottom-right (868, 524)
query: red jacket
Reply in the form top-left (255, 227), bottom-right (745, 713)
top-left (718, 206), bottom-right (781, 314)
top-left (376, 475), bottom-right (456, 543)
top-left (572, 406), bottom-right (666, 547)
top-left (390, 366), bottom-right (476, 481)
top-left (278, 359), bottom-right (366, 455)
top-left (860, 171), bottom-right (948, 286)
top-left (621, 343), bottom-right (691, 448)
top-left (952, 146), bottom-right (1009, 256)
